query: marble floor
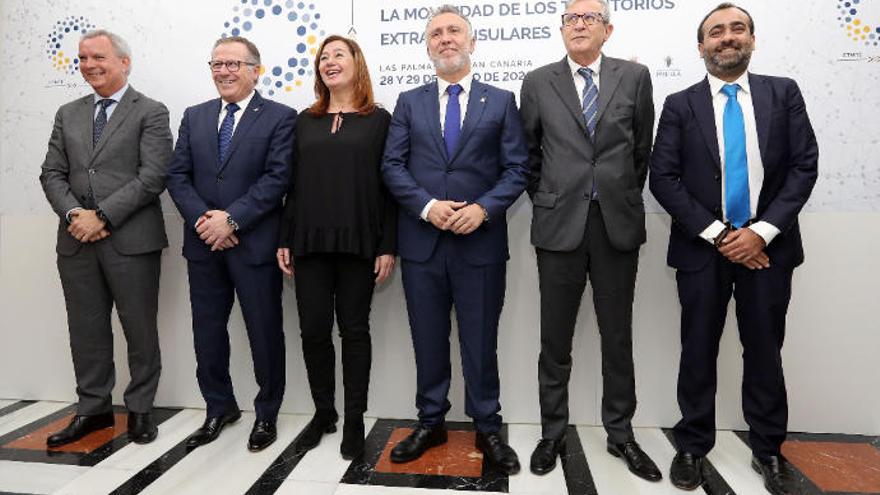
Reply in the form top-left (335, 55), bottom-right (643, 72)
top-left (0, 400), bottom-right (876, 495)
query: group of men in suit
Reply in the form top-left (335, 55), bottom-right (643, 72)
top-left (39, 2), bottom-right (816, 493)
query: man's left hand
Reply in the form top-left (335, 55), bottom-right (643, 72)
top-left (67, 209), bottom-right (106, 243)
top-left (196, 210), bottom-right (235, 250)
top-left (719, 228), bottom-right (766, 263)
top-left (443, 203), bottom-right (486, 235)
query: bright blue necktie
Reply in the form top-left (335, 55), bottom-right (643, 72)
top-left (444, 84), bottom-right (462, 158)
top-left (218, 102), bottom-right (240, 164)
top-left (722, 84), bottom-right (750, 228)
top-left (578, 68), bottom-right (599, 198)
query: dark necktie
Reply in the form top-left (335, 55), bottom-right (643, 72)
top-left (93, 98), bottom-right (114, 147)
top-left (218, 102), bottom-right (240, 164)
top-left (578, 68), bottom-right (599, 198)
top-left (722, 84), bottom-right (750, 228)
top-left (444, 84), bottom-right (463, 158)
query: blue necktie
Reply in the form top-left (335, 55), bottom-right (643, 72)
top-left (444, 84), bottom-right (462, 158)
top-left (578, 68), bottom-right (599, 198)
top-left (722, 84), bottom-right (750, 228)
top-left (93, 98), bottom-right (114, 147)
top-left (218, 102), bottom-right (240, 164)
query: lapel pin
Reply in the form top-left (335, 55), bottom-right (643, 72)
top-left (480, 96), bottom-right (486, 103)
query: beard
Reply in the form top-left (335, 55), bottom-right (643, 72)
top-left (703, 42), bottom-right (752, 78)
top-left (431, 50), bottom-right (470, 76)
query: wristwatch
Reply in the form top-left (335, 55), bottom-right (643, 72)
top-left (226, 215), bottom-right (240, 231)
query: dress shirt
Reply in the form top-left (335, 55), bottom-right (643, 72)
top-left (699, 72), bottom-right (780, 246)
top-left (567, 53), bottom-right (601, 99)
top-left (217, 90), bottom-right (256, 134)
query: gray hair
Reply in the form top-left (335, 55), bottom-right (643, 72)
top-left (565, 0), bottom-right (611, 23)
top-left (213, 36), bottom-right (262, 65)
top-left (425, 4), bottom-right (474, 40)
top-left (80, 29), bottom-right (131, 59)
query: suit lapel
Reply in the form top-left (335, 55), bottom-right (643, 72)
top-left (219, 91), bottom-right (266, 172)
top-left (688, 78), bottom-right (721, 169)
top-left (450, 81), bottom-right (489, 164)
top-left (91, 87), bottom-right (138, 165)
top-left (420, 81), bottom-right (447, 161)
top-left (749, 73), bottom-right (771, 166)
top-left (548, 57), bottom-right (587, 135)
top-left (596, 56), bottom-right (621, 126)
top-left (78, 96), bottom-right (95, 160)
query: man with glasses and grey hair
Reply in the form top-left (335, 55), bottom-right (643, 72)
top-left (166, 36), bottom-right (296, 452)
top-left (520, 0), bottom-right (661, 480)
top-left (40, 29), bottom-right (172, 447)
top-left (382, 5), bottom-right (528, 473)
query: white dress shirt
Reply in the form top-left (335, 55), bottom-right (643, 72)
top-left (217, 90), bottom-right (256, 134)
top-left (568, 54), bottom-right (601, 99)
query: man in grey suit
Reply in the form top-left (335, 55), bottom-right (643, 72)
top-left (519, 0), bottom-right (660, 480)
top-left (40, 29), bottom-right (172, 447)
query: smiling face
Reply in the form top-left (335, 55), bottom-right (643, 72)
top-left (698, 7), bottom-right (755, 80)
top-left (426, 12), bottom-right (475, 80)
top-left (78, 35), bottom-right (130, 97)
top-left (318, 40), bottom-right (356, 92)
top-left (561, 0), bottom-right (613, 66)
top-left (211, 41), bottom-right (259, 103)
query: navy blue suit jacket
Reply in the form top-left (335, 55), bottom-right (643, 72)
top-left (381, 79), bottom-right (528, 265)
top-left (649, 74), bottom-right (818, 272)
top-left (167, 91), bottom-right (296, 265)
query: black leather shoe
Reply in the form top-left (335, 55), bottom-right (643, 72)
top-left (185, 410), bottom-right (241, 448)
top-left (608, 440), bottom-right (662, 481)
top-left (752, 455), bottom-right (796, 495)
top-left (247, 420), bottom-right (277, 452)
top-left (340, 415), bottom-right (365, 460)
top-left (294, 410), bottom-right (338, 453)
top-left (127, 412), bottom-right (157, 444)
top-left (390, 424), bottom-right (448, 463)
top-left (530, 437), bottom-right (565, 475)
top-left (476, 431), bottom-right (521, 475)
top-left (670, 451), bottom-right (703, 490)
top-left (47, 412), bottom-right (115, 447)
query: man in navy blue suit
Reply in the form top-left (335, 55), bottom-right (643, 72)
top-left (167, 36), bottom-right (296, 452)
top-left (381, 5), bottom-right (528, 474)
top-left (649, 4), bottom-right (817, 494)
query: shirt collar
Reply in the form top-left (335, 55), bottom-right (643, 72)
top-left (93, 83), bottom-right (129, 105)
top-left (568, 53), bottom-right (602, 78)
top-left (221, 90), bottom-right (256, 113)
top-left (437, 72), bottom-right (473, 97)
top-left (707, 71), bottom-right (751, 96)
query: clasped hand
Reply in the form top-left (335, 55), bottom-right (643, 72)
top-left (196, 210), bottom-right (239, 251)
top-left (428, 200), bottom-right (485, 235)
top-left (718, 228), bottom-right (770, 270)
top-left (67, 210), bottom-right (109, 243)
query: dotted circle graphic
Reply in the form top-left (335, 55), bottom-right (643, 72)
top-left (46, 16), bottom-right (97, 74)
top-left (222, 0), bottom-right (325, 97)
top-left (838, 0), bottom-right (879, 47)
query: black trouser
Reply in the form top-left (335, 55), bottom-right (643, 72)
top-left (294, 253), bottom-right (376, 416)
top-left (536, 202), bottom-right (639, 443)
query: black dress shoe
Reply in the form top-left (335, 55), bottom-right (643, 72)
top-left (670, 451), bottom-right (703, 490)
top-left (185, 410), bottom-right (241, 448)
top-left (607, 440), bottom-right (662, 482)
top-left (530, 437), bottom-right (565, 475)
top-left (248, 420), bottom-right (277, 452)
top-left (294, 410), bottom-right (338, 453)
top-left (390, 424), bottom-right (447, 463)
top-left (127, 412), bottom-right (158, 444)
top-left (752, 455), bottom-right (796, 495)
top-left (476, 431), bottom-right (521, 475)
top-left (47, 412), bottom-right (115, 447)
top-left (340, 414), bottom-right (365, 460)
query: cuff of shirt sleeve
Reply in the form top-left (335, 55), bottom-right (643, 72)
top-left (748, 221), bottom-right (780, 246)
top-left (699, 220), bottom-right (727, 245)
top-left (420, 199), bottom-right (437, 221)
top-left (65, 207), bottom-right (84, 224)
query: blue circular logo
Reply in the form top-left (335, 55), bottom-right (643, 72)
top-left (46, 16), bottom-right (97, 74)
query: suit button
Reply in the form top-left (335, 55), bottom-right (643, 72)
top-left (446, 170), bottom-right (452, 174)
top-left (714, 206), bottom-right (721, 214)
top-left (88, 168), bottom-right (95, 175)
top-left (714, 174), bottom-right (720, 181)
top-left (217, 175), bottom-right (223, 181)
top-left (583, 193), bottom-right (590, 200)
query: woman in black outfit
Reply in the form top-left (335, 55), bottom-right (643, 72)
top-left (277, 35), bottom-right (396, 459)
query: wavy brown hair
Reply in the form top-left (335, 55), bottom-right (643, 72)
top-left (307, 35), bottom-right (375, 116)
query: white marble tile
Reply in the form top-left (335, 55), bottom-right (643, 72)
top-left (577, 426), bottom-right (680, 495)
top-left (52, 466), bottom-right (136, 495)
top-left (273, 479), bottom-right (338, 495)
top-left (505, 423), bottom-right (568, 495)
top-left (287, 417), bottom-right (377, 482)
top-left (0, 460), bottom-right (88, 495)
top-left (707, 431), bottom-right (768, 494)
top-left (98, 408), bottom-right (205, 470)
top-left (333, 485), bottom-right (507, 495)
top-left (0, 399), bottom-right (19, 410)
top-left (137, 412), bottom-right (309, 495)
top-left (0, 401), bottom-right (70, 437)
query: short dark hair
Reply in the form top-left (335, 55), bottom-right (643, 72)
top-left (697, 2), bottom-right (755, 43)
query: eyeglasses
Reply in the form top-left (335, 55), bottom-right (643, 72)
top-left (561, 12), bottom-right (606, 27)
top-left (208, 60), bottom-right (256, 72)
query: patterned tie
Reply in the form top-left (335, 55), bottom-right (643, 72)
top-left (93, 98), bottom-right (114, 147)
top-left (444, 84), bottom-right (463, 158)
top-left (578, 68), bottom-right (599, 140)
top-left (218, 102), bottom-right (240, 164)
top-left (722, 84), bottom-right (750, 228)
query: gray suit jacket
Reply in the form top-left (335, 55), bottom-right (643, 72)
top-left (520, 55), bottom-right (654, 252)
top-left (40, 86), bottom-right (173, 256)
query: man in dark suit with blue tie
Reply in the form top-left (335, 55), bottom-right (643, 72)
top-left (381, 5), bottom-right (528, 474)
top-left (167, 36), bottom-right (296, 452)
top-left (649, 4), bottom-right (818, 494)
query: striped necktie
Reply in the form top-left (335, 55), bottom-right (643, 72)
top-left (578, 67), bottom-right (598, 140)
top-left (218, 102), bottom-right (240, 164)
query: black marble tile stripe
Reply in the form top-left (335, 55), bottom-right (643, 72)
top-left (0, 491), bottom-right (36, 495)
top-left (107, 432), bottom-right (194, 495)
top-left (243, 424), bottom-right (311, 495)
top-left (559, 425), bottom-right (598, 495)
top-left (661, 428), bottom-right (736, 495)
top-left (0, 401), bottom-right (36, 418)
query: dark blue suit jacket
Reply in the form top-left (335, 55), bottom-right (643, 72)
top-left (167, 91), bottom-right (296, 265)
top-left (381, 79), bottom-right (528, 265)
top-left (649, 74), bottom-right (818, 272)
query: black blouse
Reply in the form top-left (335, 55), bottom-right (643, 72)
top-left (279, 108), bottom-right (397, 259)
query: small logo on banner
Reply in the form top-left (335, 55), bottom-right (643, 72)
top-left (46, 16), bottom-right (97, 75)
top-left (838, 0), bottom-right (879, 47)
top-left (221, 0), bottom-right (326, 98)
top-left (655, 55), bottom-right (682, 78)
